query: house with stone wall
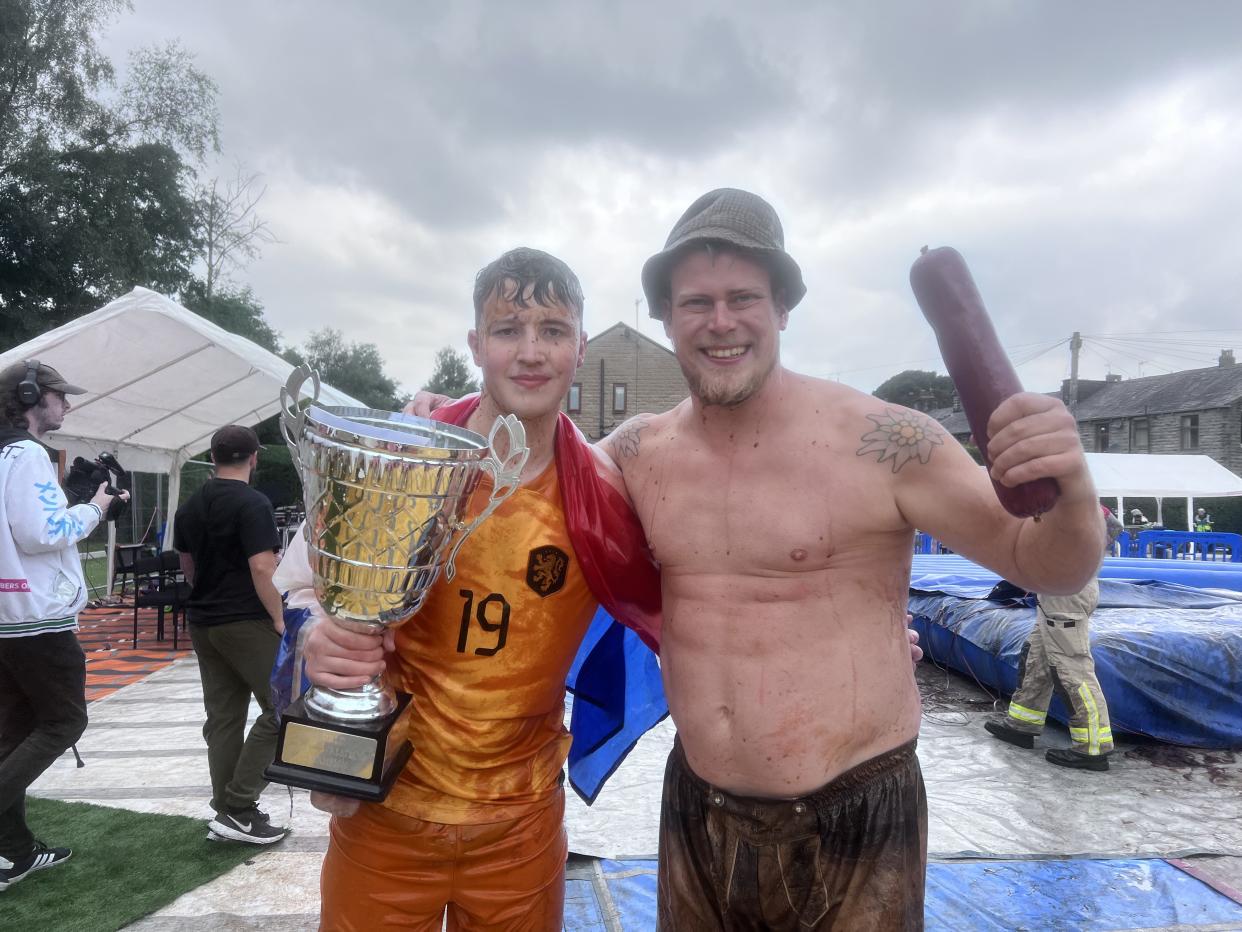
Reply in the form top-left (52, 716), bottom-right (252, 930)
top-left (1067, 350), bottom-right (1242, 475)
top-left (565, 322), bottom-right (688, 440)
top-left (928, 350), bottom-right (1242, 475)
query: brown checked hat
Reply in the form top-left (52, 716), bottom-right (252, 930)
top-left (641, 188), bottom-right (807, 319)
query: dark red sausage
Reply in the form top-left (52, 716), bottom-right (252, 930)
top-left (909, 246), bottom-right (1060, 519)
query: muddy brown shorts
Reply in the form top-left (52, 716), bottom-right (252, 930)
top-left (656, 738), bottom-right (927, 931)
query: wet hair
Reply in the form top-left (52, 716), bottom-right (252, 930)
top-left (656, 240), bottom-right (788, 318)
top-left (473, 247), bottom-right (585, 326)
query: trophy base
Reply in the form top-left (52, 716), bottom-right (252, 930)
top-left (264, 692), bottom-right (414, 802)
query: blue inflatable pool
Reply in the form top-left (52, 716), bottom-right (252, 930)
top-left (908, 557), bottom-right (1242, 748)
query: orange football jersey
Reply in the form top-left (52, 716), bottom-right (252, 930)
top-left (383, 461), bottom-right (597, 824)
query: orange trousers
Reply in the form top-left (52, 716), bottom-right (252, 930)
top-left (319, 790), bottom-right (567, 931)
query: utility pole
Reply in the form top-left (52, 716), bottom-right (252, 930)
top-left (1068, 331), bottom-right (1083, 409)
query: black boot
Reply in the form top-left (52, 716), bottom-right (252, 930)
top-left (985, 719), bottom-right (1036, 749)
top-left (1045, 748), bottom-right (1110, 771)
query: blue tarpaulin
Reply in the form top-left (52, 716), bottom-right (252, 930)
top-left (562, 858), bottom-right (1242, 930)
top-left (911, 553), bottom-right (1242, 592)
top-left (909, 570), bottom-right (1242, 747)
top-left (924, 859), bottom-right (1242, 931)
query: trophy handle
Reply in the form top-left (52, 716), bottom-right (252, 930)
top-left (280, 366), bottom-right (320, 465)
top-left (443, 414), bottom-right (529, 579)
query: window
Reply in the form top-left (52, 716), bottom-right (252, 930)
top-left (1180, 414), bottom-right (1199, 450)
top-left (1130, 417), bottom-right (1149, 453)
top-left (1093, 422), bottom-right (1110, 452)
top-left (567, 383), bottom-right (581, 414)
top-left (612, 383), bottom-right (627, 414)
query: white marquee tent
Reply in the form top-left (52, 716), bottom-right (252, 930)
top-left (1084, 452), bottom-right (1242, 528)
top-left (0, 287), bottom-right (363, 580)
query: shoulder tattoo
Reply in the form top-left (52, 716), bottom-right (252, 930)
top-left (856, 408), bottom-right (945, 473)
top-left (611, 415), bottom-right (653, 459)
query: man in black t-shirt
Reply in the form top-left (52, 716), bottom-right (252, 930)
top-left (174, 425), bottom-right (288, 845)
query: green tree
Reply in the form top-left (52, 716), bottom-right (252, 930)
top-left (179, 281), bottom-right (280, 352)
top-left (872, 370), bottom-right (956, 411)
top-left (0, 138), bottom-right (198, 343)
top-left (0, 0), bottom-right (128, 167)
top-left (0, 1), bottom-right (219, 343)
top-left (286, 328), bottom-right (404, 410)
top-left (422, 347), bottom-right (478, 397)
top-left (252, 414), bottom-right (299, 507)
top-left (1, 1), bottom-right (218, 169)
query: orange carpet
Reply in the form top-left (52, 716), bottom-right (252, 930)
top-left (77, 604), bottom-right (192, 702)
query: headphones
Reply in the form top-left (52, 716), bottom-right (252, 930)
top-left (15, 359), bottom-right (41, 407)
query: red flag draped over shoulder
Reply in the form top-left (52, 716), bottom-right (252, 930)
top-left (431, 396), bottom-right (662, 653)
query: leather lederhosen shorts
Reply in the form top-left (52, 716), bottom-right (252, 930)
top-left (657, 738), bottom-right (927, 931)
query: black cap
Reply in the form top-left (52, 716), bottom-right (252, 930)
top-left (641, 188), bottom-right (806, 319)
top-left (210, 425), bottom-right (262, 464)
top-left (0, 360), bottom-right (87, 396)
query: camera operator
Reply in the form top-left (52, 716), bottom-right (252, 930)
top-left (0, 360), bottom-right (127, 891)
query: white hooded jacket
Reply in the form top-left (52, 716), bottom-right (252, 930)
top-left (0, 438), bottom-right (102, 637)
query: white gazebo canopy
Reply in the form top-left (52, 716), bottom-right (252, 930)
top-left (0, 287), bottom-right (363, 568)
top-left (1083, 452), bottom-right (1242, 529)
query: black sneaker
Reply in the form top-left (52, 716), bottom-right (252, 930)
top-left (1046, 748), bottom-right (1110, 771)
top-left (0, 841), bottom-right (71, 890)
top-left (207, 807), bottom-right (289, 845)
top-left (985, 719), bottom-right (1037, 749)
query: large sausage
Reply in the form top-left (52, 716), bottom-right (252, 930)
top-left (909, 246), bottom-right (1060, 519)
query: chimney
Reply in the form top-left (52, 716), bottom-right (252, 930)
top-left (1062, 377), bottom-right (1109, 404)
top-left (1220, 349), bottom-right (1236, 368)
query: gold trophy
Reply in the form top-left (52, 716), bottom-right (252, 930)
top-left (264, 367), bottom-right (526, 800)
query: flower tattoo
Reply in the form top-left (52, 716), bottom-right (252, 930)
top-left (857, 409), bottom-right (944, 473)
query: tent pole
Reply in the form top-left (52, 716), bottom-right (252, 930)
top-left (164, 453), bottom-right (184, 552)
top-left (1156, 498), bottom-right (1164, 527)
top-left (1187, 497), bottom-right (1193, 531)
top-left (105, 521), bottom-right (117, 595)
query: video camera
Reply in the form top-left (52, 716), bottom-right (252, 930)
top-left (64, 452), bottom-right (130, 522)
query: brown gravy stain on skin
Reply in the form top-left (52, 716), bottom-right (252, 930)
top-left (791, 549), bottom-right (808, 562)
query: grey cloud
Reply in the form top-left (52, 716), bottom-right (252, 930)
top-left (97, 1), bottom-right (1242, 392)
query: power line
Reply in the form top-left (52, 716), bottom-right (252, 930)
top-left (835, 337), bottom-right (1067, 378)
top-left (1083, 328), bottom-right (1242, 338)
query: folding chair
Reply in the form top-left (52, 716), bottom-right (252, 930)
top-left (132, 551), bottom-right (190, 649)
top-left (112, 544), bottom-right (148, 599)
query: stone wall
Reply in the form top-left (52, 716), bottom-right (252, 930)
top-left (567, 324), bottom-right (688, 440)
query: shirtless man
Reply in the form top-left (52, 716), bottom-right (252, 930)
top-left (595, 189), bottom-right (1104, 929)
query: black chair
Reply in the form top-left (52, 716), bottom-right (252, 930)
top-left (132, 551), bottom-right (190, 650)
top-left (112, 544), bottom-right (154, 599)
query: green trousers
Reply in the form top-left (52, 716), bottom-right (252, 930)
top-left (189, 618), bottom-right (281, 814)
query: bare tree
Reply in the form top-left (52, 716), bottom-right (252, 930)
top-left (196, 162), bottom-right (279, 297)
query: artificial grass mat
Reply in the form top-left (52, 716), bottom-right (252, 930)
top-left (2, 797), bottom-right (271, 931)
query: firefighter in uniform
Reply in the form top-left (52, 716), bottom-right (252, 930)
top-left (985, 508), bottom-right (1124, 771)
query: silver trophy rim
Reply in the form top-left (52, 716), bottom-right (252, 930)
top-left (304, 404), bottom-right (488, 454)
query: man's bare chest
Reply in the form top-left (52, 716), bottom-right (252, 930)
top-left (630, 440), bottom-right (886, 572)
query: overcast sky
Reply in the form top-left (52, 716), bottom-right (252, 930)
top-left (100, 1), bottom-right (1242, 398)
